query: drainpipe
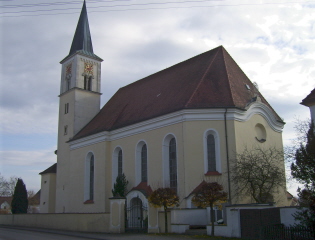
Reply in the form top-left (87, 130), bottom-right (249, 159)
top-left (224, 108), bottom-right (232, 204)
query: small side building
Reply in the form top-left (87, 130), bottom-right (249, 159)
top-left (39, 163), bottom-right (57, 213)
top-left (301, 87), bottom-right (315, 125)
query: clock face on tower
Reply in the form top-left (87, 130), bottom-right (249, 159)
top-left (66, 64), bottom-right (72, 75)
top-left (65, 63), bottom-right (72, 80)
top-left (84, 63), bottom-right (93, 75)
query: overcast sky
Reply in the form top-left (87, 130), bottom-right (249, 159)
top-left (0, 0), bottom-right (314, 196)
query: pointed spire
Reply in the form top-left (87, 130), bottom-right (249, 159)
top-left (61, 0), bottom-right (102, 62)
top-left (69, 0), bottom-right (93, 55)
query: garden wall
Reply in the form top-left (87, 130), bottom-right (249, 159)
top-left (0, 213), bottom-right (110, 232)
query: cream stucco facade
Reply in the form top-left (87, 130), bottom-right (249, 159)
top-left (54, 102), bottom-right (286, 215)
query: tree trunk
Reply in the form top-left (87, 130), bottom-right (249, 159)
top-left (164, 205), bottom-right (168, 233)
top-left (210, 204), bottom-right (215, 236)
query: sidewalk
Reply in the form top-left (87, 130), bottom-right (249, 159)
top-left (0, 225), bottom-right (206, 240)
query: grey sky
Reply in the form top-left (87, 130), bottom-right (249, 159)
top-left (0, 0), bottom-right (314, 194)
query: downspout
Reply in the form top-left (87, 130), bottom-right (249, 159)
top-left (224, 108), bottom-right (232, 204)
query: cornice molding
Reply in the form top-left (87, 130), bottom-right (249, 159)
top-left (69, 103), bottom-right (284, 150)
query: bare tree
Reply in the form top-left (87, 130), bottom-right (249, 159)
top-left (231, 146), bottom-right (286, 203)
top-left (291, 121), bottom-right (315, 229)
top-left (285, 118), bottom-right (311, 164)
top-left (0, 173), bottom-right (18, 197)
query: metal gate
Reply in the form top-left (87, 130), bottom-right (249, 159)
top-left (240, 208), bottom-right (281, 239)
top-left (125, 197), bottom-right (148, 232)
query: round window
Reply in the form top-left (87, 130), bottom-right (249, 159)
top-left (255, 123), bottom-right (266, 142)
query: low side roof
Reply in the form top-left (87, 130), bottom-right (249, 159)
top-left (72, 46), bottom-right (282, 140)
top-left (39, 163), bottom-right (57, 175)
top-left (301, 87), bottom-right (315, 106)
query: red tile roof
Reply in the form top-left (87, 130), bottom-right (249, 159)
top-left (129, 182), bottom-right (153, 197)
top-left (301, 88), bottom-right (315, 106)
top-left (186, 180), bottom-right (207, 198)
top-left (72, 46), bottom-right (282, 140)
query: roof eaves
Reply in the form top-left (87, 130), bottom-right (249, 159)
top-left (60, 50), bottom-right (103, 64)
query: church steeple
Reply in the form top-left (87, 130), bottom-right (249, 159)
top-left (62, 0), bottom-right (102, 62)
top-left (70, 0), bottom-right (93, 55)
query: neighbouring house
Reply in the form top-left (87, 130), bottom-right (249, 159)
top-left (28, 190), bottom-right (41, 213)
top-left (301, 87), bottom-right (315, 125)
top-left (39, 0), bottom-right (289, 233)
top-left (0, 197), bottom-right (12, 214)
top-left (286, 191), bottom-right (299, 206)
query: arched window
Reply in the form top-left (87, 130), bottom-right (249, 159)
top-left (169, 138), bottom-right (177, 192)
top-left (135, 141), bottom-right (148, 185)
top-left (207, 134), bottom-right (216, 172)
top-left (163, 134), bottom-right (178, 192)
top-left (84, 76), bottom-right (87, 90)
top-left (88, 77), bottom-right (92, 91)
top-left (84, 152), bottom-right (95, 201)
top-left (89, 155), bottom-right (94, 200)
top-left (112, 147), bottom-right (123, 187)
top-left (141, 144), bottom-right (147, 182)
top-left (118, 149), bottom-right (123, 177)
top-left (204, 129), bottom-right (221, 174)
top-left (84, 76), bottom-right (92, 90)
top-left (66, 78), bottom-right (71, 91)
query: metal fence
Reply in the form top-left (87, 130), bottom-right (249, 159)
top-left (260, 225), bottom-right (315, 240)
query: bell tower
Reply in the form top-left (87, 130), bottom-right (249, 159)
top-left (55, 0), bottom-right (102, 213)
top-left (59, 0), bottom-right (102, 137)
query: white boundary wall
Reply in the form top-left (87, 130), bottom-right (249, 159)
top-left (171, 208), bottom-right (207, 225)
top-left (0, 213), bottom-right (110, 233)
top-left (211, 206), bottom-right (302, 238)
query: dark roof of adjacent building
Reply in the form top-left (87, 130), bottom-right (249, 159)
top-left (72, 46), bottom-right (282, 141)
top-left (301, 87), bottom-right (315, 106)
top-left (0, 197), bottom-right (12, 205)
top-left (61, 0), bottom-right (102, 62)
top-left (29, 190), bottom-right (41, 206)
top-left (39, 163), bottom-right (57, 175)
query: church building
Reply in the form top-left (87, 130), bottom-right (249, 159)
top-left (40, 0), bottom-right (288, 232)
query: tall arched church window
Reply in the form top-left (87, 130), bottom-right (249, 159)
top-left (163, 134), bottom-right (178, 192)
top-left (169, 138), bottom-right (177, 193)
top-left (84, 152), bottom-right (95, 202)
top-left (204, 129), bottom-right (221, 174)
top-left (112, 147), bottom-right (123, 187)
top-left (141, 144), bottom-right (147, 182)
top-left (89, 155), bottom-right (94, 200)
top-left (118, 149), bottom-right (123, 177)
top-left (135, 141), bottom-right (148, 185)
top-left (207, 134), bottom-right (216, 172)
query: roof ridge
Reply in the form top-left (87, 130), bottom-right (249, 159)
top-left (184, 47), bottom-right (221, 108)
top-left (221, 47), bottom-right (236, 107)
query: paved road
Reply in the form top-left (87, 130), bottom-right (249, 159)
top-left (0, 226), bottom-right (201, 240)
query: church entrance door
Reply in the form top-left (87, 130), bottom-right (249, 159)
top-left (125, 197), bottom-right (148, 232)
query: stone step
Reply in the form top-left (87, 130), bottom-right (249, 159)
top-left (185, 228), bottom-right (207, 236)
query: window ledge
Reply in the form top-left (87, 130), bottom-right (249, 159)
top-left (84, 200), bottom-right (94, 204)
top-left (205, 171), bottom-right (222, 176)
